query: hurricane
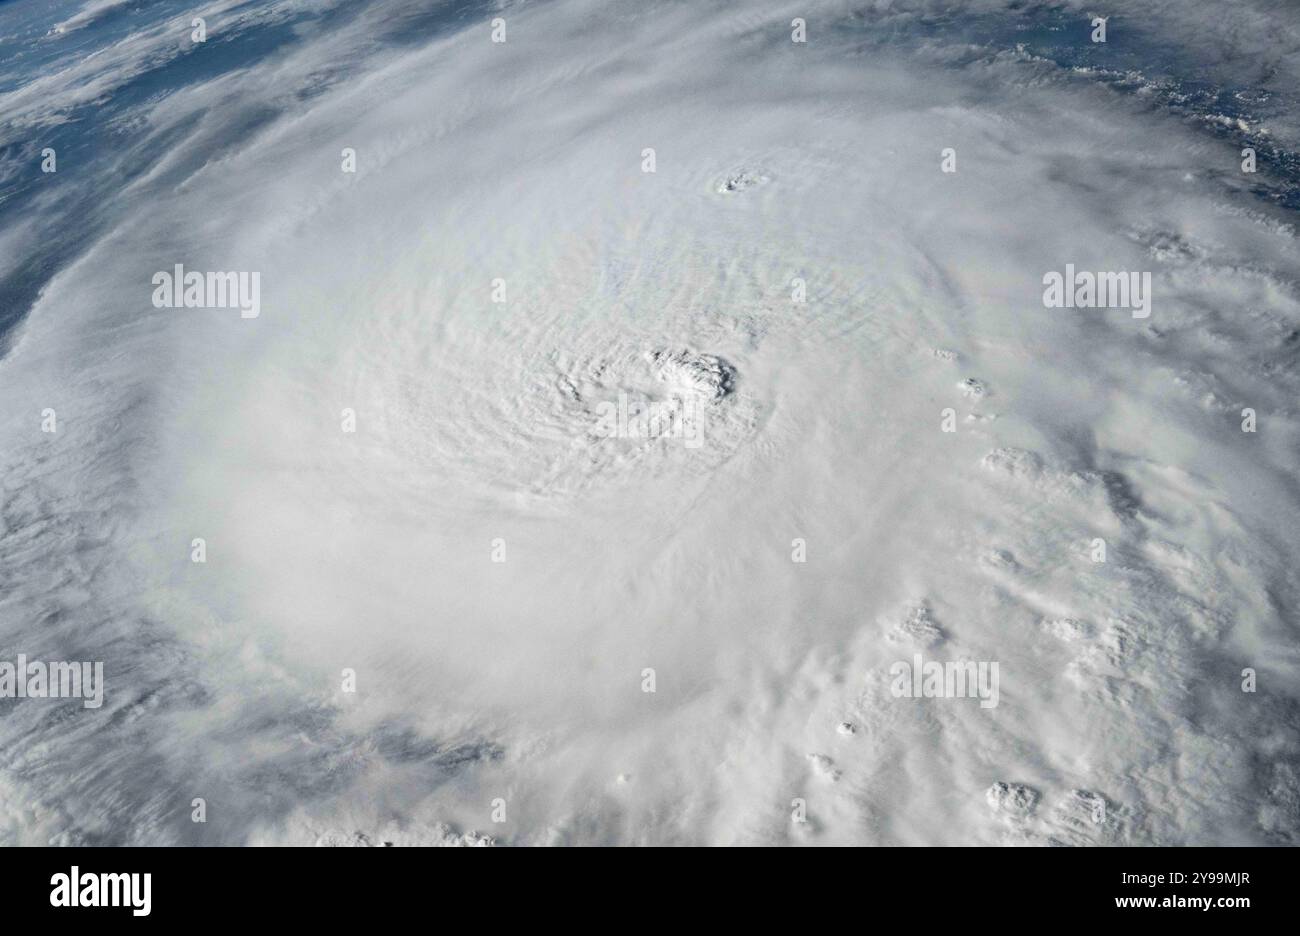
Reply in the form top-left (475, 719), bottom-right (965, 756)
top-left (2, 0), bottom-right (1299, 846)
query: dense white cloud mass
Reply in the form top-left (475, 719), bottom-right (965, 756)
top-left (1, 0), bottom-right (1299, 845)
